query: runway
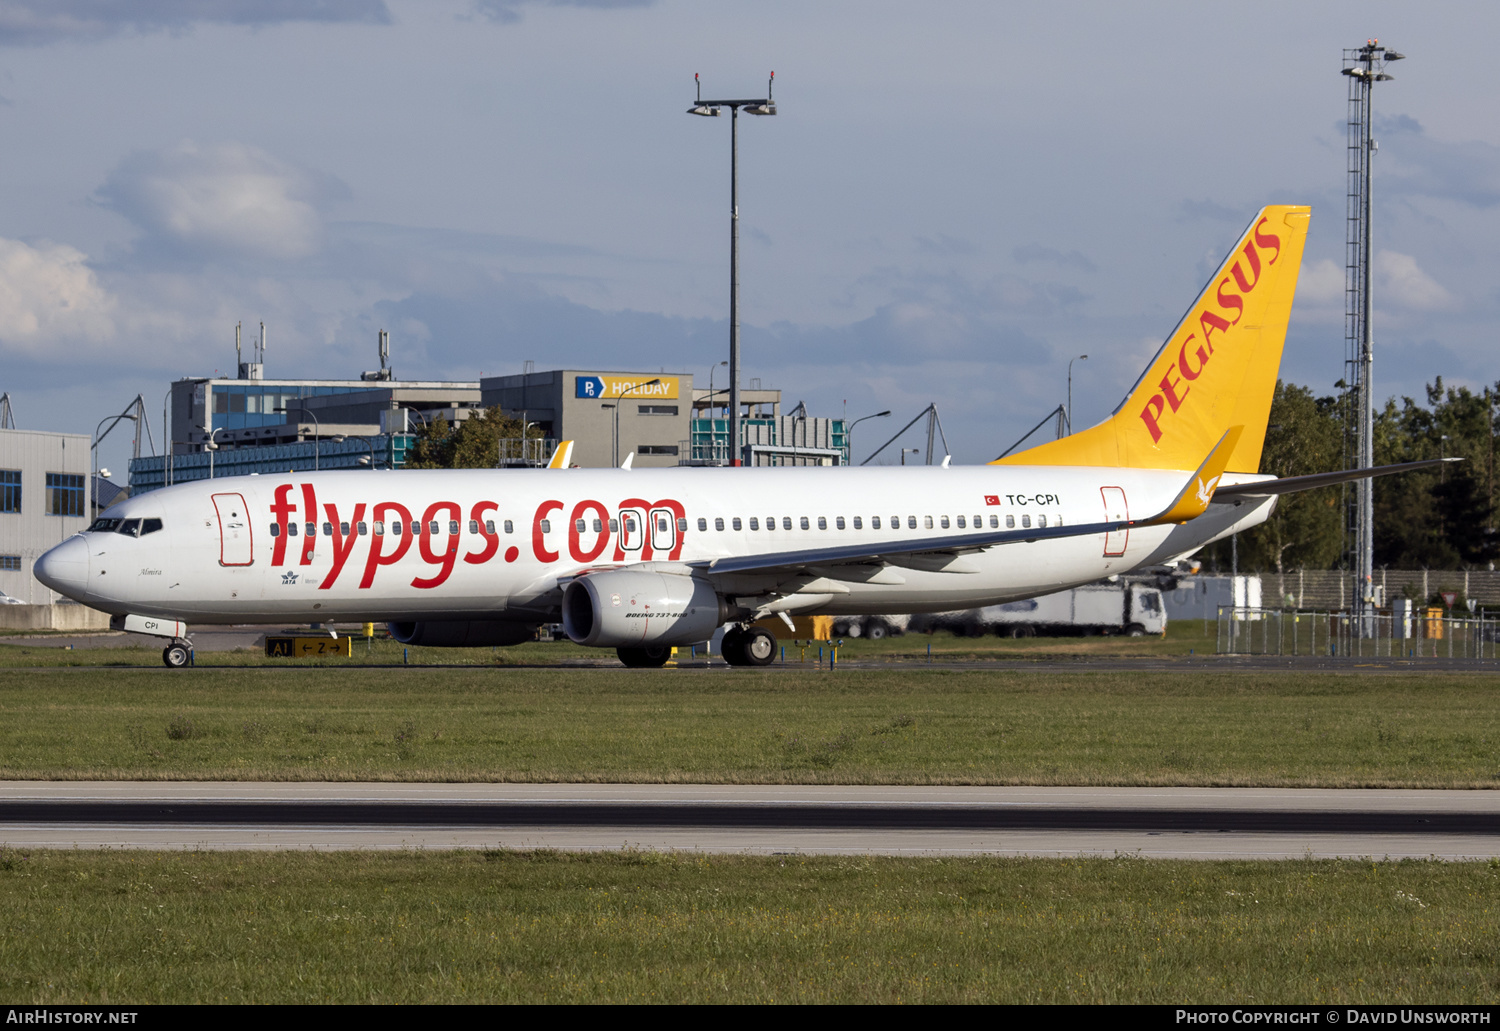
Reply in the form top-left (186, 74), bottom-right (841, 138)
top-left (3, 782), bottom-right (1499, 859)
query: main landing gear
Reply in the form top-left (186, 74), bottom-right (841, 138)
top-left (617, 643), bottom-right (672, 668)
top-left (161, 639), bottom-right (192, 669)
top-left (721, 625), bottom-right (777, 667)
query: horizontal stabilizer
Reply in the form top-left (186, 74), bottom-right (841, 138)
top-left (1215, 458), bottom-right (1461, 498)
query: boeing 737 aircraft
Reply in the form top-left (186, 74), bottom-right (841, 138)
top-left (33, 206), bottom-right (1443, 667)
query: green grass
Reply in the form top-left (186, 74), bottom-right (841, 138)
top-left (2, 666), bottom-right (1499, 785)
top-left (1, 849), bottom-right (1495, 1004)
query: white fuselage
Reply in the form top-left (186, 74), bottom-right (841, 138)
top-left (35, 464), bottom-right (1274, 627)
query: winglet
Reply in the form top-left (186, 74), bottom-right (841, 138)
top-left (620, 452), bottom-right (634, 470)
top-left (1147, 426), bottom-right (1243, 525)
top-left (547, 440), bottom-right (575, 469)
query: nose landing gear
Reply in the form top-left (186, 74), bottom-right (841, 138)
top-left (162, 640), bottom-right (192, 668)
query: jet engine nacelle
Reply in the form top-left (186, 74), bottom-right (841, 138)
top-left (386, 620), bottom-right (539, 648)
top-left (562, 570), bottom-right (727, 648)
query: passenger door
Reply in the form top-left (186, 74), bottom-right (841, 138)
top-left (211, 493), bottom-right (254, 566)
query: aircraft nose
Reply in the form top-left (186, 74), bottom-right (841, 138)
top-left (34, 536), bottom-right (88, 595)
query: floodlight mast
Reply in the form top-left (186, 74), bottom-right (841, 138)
top-left (688, 72), bottom-right (776, 466)
top-left (1342, 39), bottom-right (1402, 633)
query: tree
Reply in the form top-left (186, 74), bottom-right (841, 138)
top-left (404, 408), bottom-right (547, 470)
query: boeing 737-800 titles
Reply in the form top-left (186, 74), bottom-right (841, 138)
top-left (32, 206), bottom-right (1445, 667)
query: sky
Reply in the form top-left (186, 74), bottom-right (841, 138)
top-left (1, 0), bottom-right (1497, 476)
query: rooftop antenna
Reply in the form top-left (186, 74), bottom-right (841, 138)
top-left (379, 329), bottom-right (390, 373)
top-left (259, 322), bottom-right (266, 366)
top-left (235, 322), bottom-right (242, 377)
top-left (0, 392), bottom-right (14, 429)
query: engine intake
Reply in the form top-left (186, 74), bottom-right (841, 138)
top-left (562, 571), bottom-right (726, 648)
top-left (386, 620), bottom-right (539, 648)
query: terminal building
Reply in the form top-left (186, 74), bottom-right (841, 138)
top-left (125, 342), bottom-right (848, 493)
top-left (0, 427), bottom-right (92, 604)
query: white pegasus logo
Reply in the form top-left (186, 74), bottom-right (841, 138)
top-left (1196, 474), bottom-right (1221, 506)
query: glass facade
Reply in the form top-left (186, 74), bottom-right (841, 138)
top-left (128, 434), bottom-right (415, 494)
top-left (0, 469), bottom-right (18, 513)
top-left (45, 473), bottom-right (85, 517)
top-left (206, 384), bottom-right (368, 433)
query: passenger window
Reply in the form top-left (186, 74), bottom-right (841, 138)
top-left (410, 521), bottom-right (421, 536)
top-left (924, 516), bottom-right (934, 530)
top-left (608, 519), bottom-right (618, 533)
top-left (991, 515), bottom-right (1000, 529)
top-left (677, 518), bottom-right (688, 532)
top-left (594, 519), bottom-right (605, 533)
top-left (801, 517), bottom-right (810, 530)
top-left (1021, 515), bottom-right (1031, 529)
top-left (732, 517), bottom-right (742, 531)
top-left (469, 520), bottom-right (479, 534)
top-left (485, 520), bottom-right (495, 535)
top-left (539, 519), bottom-right (552, 534)
top-left (956, 515), bottom-right (966, 528)
top-left (940, 515), bottom-right (949, 529)
top-left (306, 522), bottom-right (317, 537)
top-left (430, 521), bottom-right (441, 536)
top-left (715, 517), bottom-right (725, 531)
top-left (853, 516), bottom-right (862, 529)
top-left (340, 522), bottom-right (350, 536)
top-left (891, 516), bottom-right (900, 528)
top-left (1038, 515), bottom-right (1047, 528)
top-left (575, 519), bottom-right (587, 533)
top-left (141, 518), bottom-right (163, 535)
top-left (323, 522), bottom-right (333, 537)
top-left (269, 523), bottom-right (281, 538)
top-left (504, 520), bottom-right (514, 534)
top-left (391, 521), bottom-right (402, 536)
top-left (974, 514), bottom-right (982, 527)
top-left (1005, 515), bottom-right (1014, 529)
top-left (624, 516), bottom-right (637, 533)
top-left (448, 520), bottom-right (459, 535)
top-left (357, 522), bottom-right (368, 536)
top-left (871, 516), bottom-right (881, 529)
top-left (749, 517), bottom-right (759, 531)
top-left (287, 521), bottom-right (299, 537)
top-left (908, 516), bottom-right (917, 530)
top-left (657, 516), bottom-right (669, 534)
top-left (374, 522), bottom-right (385, 536)
top-left (698, 517), bottom-right (708, 532)
top-left (835, 516), bottom-right (844, 530)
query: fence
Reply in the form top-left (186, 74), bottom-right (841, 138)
top-left (1216, 605), bottom-right (1500, 659)
top-left (1253, 568), bottom-right (1500, 609)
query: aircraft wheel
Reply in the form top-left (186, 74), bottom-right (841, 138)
top-left (720, 628), bottom-right (747, 666)
top-left (162, 642), bottom-right (190, 669)
top-left (741, 626), bottom-right (778, 666)
top-left (617, 643), bottom-right (672, 668)
top-left (865, 621), bottom-right (888, 640)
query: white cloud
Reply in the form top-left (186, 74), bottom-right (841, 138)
top-left (0, 1), bottom-right (391, 46)
top-left (1376, 250), bottom-right (1454, 311)
top-left (1297, 258), bottom-right (1345, 306)
top-left (98, 141), bottom-right (339, 261)
top-left (0, 237), bottom-right (115, 356)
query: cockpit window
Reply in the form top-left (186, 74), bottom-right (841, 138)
top-left (117, 519), bottom-right (141, 537)
top-left (88, 518), bottom-right (121, 533)
top-left (140, 518), bottom-right (163, 536)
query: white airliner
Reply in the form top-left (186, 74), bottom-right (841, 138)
top-left (33, 206), bottom-right (1442, 667)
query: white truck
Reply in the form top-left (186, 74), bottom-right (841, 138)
top-left (919, 580), bottom-right (1168, 638)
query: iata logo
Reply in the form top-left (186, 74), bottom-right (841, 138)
top-left (1139, 217), bottom-right (1282, 444)
top-left (281, 570), bottom-right (299, 585)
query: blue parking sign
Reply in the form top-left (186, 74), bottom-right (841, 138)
top-left (575, 376), bottom-right (605, 399)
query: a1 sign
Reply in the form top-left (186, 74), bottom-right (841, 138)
top-left (1442, 591), bottom-right (1457, 607)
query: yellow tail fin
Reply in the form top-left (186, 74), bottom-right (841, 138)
top-left (994, 205), bottom-right (1310, 472)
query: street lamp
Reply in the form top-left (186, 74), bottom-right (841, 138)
top-left (846, 410), bottom-right (891, 466)
top-left (901, 448), bottom-right (921, 466)
top-left (706, 360), bottom-right (728, 418)
top-left (343, 434), bottom-right (377, 470)
top-left (274, 404), bottom-right (321, 471)
top-left (688, 71), bottom-right (776, 467)
top-left (1067, 354), bottom-right (1088, 435)
top-left (605, 379), bottom-right (661, 466)
top-left (199, 426), bottom-right (228, 480)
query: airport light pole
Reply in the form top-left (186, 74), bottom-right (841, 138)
top-left (1066, 355), bottom-right (1088, 435)
top-left (846, 410), bottom-right (892, 466)
top-left (901, 448), bottom-right (921, 466)
top-left (344, 435), bottom-right (377, 470)
top-left (201, 427), bottom-right (228, 480)
top-left (274, 404), bottom-right (321, 471)
top-left (688, 72), bottom-right (776, 467)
